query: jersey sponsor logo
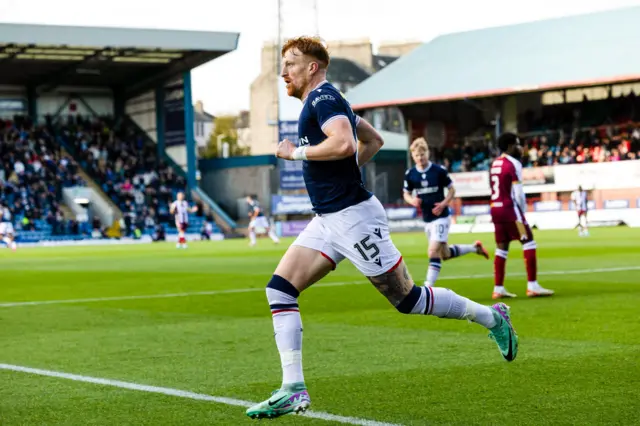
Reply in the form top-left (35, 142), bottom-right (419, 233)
top-left (299, 136), bottom-right (310, 146)
top-left (311, 94), bottom-right (335, 107)
top-left (416, 187), bottom-right (438, 195)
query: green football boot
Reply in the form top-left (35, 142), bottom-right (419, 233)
top-left (489, 303), bottom-right (519, 362)
top-left (246, 384), bottom-right (310, 420)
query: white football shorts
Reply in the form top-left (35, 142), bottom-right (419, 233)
top-left (249, 216), bottom-right (270, 229)
top-left (292, 196), bottom-right (402, 276)
top-left (424, 216), bottom-right (451, 243)
top-left (0, 222), bottom-right (14, 235)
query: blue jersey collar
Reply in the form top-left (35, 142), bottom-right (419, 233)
top-left (302, 80), bottom-right (329, 103)
top-left (415, 162), bottom-right (432, 173)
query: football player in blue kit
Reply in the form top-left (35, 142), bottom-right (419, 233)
top-left (403, 137), bottom-right (489, 287)
top-left (246, 36), bottom-right (518, 420)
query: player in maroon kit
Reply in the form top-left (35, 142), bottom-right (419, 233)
top-left (489, 133), bottom-right (554, 299)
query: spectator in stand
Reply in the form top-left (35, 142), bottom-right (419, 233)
top-left (441, 120), bottom-right (640, 172)
top-left (56, 115), bottom-right (189, 234)
top-left (0, 117), bottom-right (85, 236)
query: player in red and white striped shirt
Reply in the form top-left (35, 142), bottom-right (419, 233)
top-left (571, 186), bottom-right (589, 237)
top-left (170, 192), bottom-right (198, 249)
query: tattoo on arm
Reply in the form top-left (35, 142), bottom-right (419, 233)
top-left (367, 261), bottom-right (414, 306)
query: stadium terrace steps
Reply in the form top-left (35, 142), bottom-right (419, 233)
top-left (63, 152), bottom-right (124, 224)
top-left (123, 116), bottom-right (238, 235)
top-left (58, 204), bottom-right (76, 221)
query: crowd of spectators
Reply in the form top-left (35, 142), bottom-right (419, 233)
top-left (0, 116), bottom-right (86, 235)
top-left (435, 123), bottom-right (640, 173)
top-left (427, 96), bottom-right (640, 172)
top-left (55, 115), bottom-right (191, 237)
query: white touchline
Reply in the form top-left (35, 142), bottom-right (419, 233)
top-left (0, 363), bottom-right (402, 426)
top-left (1, 265), bottom-right (639, 308)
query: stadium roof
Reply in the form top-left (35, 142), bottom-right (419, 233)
top-left (346, 6), bottom-right (640, 110)
top-left (0, 22), bottom-right (240, 98)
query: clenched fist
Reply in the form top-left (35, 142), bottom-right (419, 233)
top-left (276, 139), bottom-right (297, 160)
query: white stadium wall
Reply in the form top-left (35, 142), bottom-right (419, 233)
top-left (450, 159), bottom-right (640, 196)
top-left (37, 87), bottom-right (113, 117)
top-left (443, 160), bottom-right (640, 233)
top-left (126, 90), bottom-right (157, 142)
top-left (275, 160), bottom-right (640, 238)
top-left (0, 85), bottom-right (27, 118)
top-left (125, 89), bottom-right (191, 170)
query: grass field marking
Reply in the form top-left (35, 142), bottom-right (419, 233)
top-left (0, 363), bottom-right (402, 426)
top-left (0, 287), bottom-right (267, 308)
top-left (1, 265), bottom-right (639, 308)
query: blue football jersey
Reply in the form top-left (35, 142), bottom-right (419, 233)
top-left (248, 200), bottom-right (264, 217)
top-left (297, 81), bottom-right (371, 214)
top-left (403, 163), bottom-right (452, 223)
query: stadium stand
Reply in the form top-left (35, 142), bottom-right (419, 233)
top-left (0, 116), bottom-right (92, 242)
top-left (0, 22), bottom-right (239, 245)
top-left (436, 96), bottom-right (640, 172)
top-left (52, 115), bottom-right (216, 238)
top-left (345, 7), bottom-right (640, 180)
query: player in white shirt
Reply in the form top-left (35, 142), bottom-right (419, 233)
top-left (571, 186), bottom-right (589, 237)
top-left (0, 204), bottom-right (17, 251)
top-left (246, 195), bottom-right (280, 246)
top-left (170, 192), bottom-right (198, 249)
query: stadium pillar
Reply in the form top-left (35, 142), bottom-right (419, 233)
top-left (27, 85), bottom-right (37, 122)
top-left (154, 87), bottom-right (166, 161)
top-left (182, 71), bottom-right (197, 191)
top-left (502, 96), bottom-right (518, 134)
top-left (114, 92), bottom-right (125, 117)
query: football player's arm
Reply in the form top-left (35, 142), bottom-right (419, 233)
top-left (442, 183), bottom-right (456, 206)
top-left (291, 95), bottom-right (356, 161)
top-left (403, 174), bottom-right (420, 207)
top-left (298, 117), bottom-right (356, 161)
top-left (440, 172), bottom-right (455, 207)
top-left (512, 164), bottom-right (527, 214)
top-left (512, 182), bottom-right (526, 214)
top-left (354, 115), bottom-right (384, 166)
top-left (169, 202), bottom-right (175, 214)
top-left (403, 190), bottom-right (419, 207)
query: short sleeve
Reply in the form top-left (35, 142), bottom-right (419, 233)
top-left (403, 170), bottom-right (414, 192)
top-left (440, 167), bottom-right (453, 188)
top-left (512, 161), bottom-right (523, 183)
top-left (311, 92), bottom-right (349, 132)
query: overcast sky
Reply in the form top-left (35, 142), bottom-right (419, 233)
top-left (2, 0), bottom-right (640, 116)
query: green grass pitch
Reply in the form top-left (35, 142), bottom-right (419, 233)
top-left (0, 227), bottom-right (639, 425)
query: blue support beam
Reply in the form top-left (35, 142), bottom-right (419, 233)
top-left (155, 87), bottom-right (166, 161)
top-left (182, 71), bottom-right (197, 192)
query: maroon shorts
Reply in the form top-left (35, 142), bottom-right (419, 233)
top-left (577, 210), bottom-right (587, 217)
top-left (493, 221), bottom-right (533, 244)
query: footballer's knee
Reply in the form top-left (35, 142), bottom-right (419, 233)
top-left (427, 243), bottom-right (443, 259)
top-left (394, 285), bottom-right (422, 314)
top-left (265, 274), bottom-right (300, 301)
